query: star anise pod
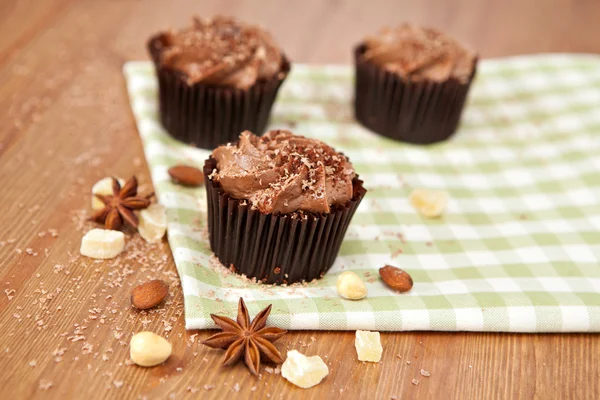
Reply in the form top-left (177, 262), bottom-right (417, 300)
top-left (202, 298), bottom-right (287, 375)
top-left (90, 176), bottom-right (152, 231)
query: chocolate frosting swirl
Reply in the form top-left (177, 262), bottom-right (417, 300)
top-left (363, 24), bottom-right (476, 82)
top-left (154, 16), bottom-right (284, 89)
top-left (210, 130), bottom-right (356, 214)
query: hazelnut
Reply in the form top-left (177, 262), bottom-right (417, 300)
top-left (336, 271), bottom-right (367, 300)
top-left (129, 332), bottom-right (172, 367)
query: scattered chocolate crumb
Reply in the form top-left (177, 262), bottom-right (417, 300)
top-left (38, 379), bottom-right (53, 390)
top-left (203, 384), bottom-right (214, 391)
top-left (420, 369), bottom-right (430, 377)
top-left (188, 333), bottom-right (198, 345)
top-left (81, 342), bottom-right (94, 354)
top-left (5, 289), bottom-right (15, 300)
top-left (411, 379), bottom-right (419, 386)
top-left (187, 386), bottom-right (200, 393)
top-left (52, 347), bottom-right (67, 357)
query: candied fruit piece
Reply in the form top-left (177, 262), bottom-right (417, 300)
top-left (80, 229), bottom-right (125, 259)
top-left (138, 204), bottom-right (167, 243)
top-left (355, 330), bottom-right (383, 362)
top-left (91, 177), bottom-right (124, 210)
top-left (409, 188), bottom-right (449, 218)
top-left (281, 350), bottom-right (329, 388)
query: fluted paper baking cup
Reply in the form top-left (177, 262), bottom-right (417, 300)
top-left (148, 35), bottom-right (290, 149)
top-left (203, 157), bottom-right (367, 284)
top-left (354, 44), bottom-right (477, 145)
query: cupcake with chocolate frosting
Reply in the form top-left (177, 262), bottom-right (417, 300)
top-left (354, 24), bottom-right (477, 144)
top-left (148, 16), bottom-right (290, 148)
top-left (204, 130), bottom-right (366, 284)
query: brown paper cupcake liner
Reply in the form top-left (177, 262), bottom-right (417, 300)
top-left (354, 44), bottom-right (478, 145)
top-left (203, 157), bottom-right (367, 285)
top-left (148, 35), bottom-right (290, 149)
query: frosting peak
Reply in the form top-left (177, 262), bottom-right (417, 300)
top-left (153, 16), bottom-right (284, 89)
top-left (211, 130), bottom-right (356, 214)
top-left (363, 24), bottom-right (476, 82)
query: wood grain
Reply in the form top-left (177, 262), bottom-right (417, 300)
top-left (1, 0), bottom-right (599, 398)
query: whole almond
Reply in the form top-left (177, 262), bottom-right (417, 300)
top-left (168, 165), bottom-right (204, 187)
top-left (379, 265), bottom-right (413, 293)
top-left (131, 280), bottom-right (169, 310)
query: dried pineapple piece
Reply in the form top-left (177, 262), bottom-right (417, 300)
top-left (409, 188), bottom-right (449, 218)
top-left (80, 229), bottom-right (125, 259)
top-left (281, 350), bottom-right (329, 388)
top-left (138, 204), bottom-right (167, 243)
top-left (355, 330), bottom-right (383, 362)
top-left (91, 177), bottom-right (125, 210)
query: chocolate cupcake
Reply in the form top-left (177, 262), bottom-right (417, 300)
top-left (148, 16), bottom-right (290, 149)
top-left (204, 130), bottom-right (366, 284)
top-left (354, 24), bottom-right (477, 144)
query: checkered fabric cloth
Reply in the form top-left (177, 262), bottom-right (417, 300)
top-left (124, 55), bottom-right (600, 332)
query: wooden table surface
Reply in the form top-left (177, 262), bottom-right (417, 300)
top-left (1, 0), bottom-right (599, 399)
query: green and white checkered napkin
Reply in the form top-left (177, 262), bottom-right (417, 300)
top-left (124, 55), bottom-right (600, 332)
